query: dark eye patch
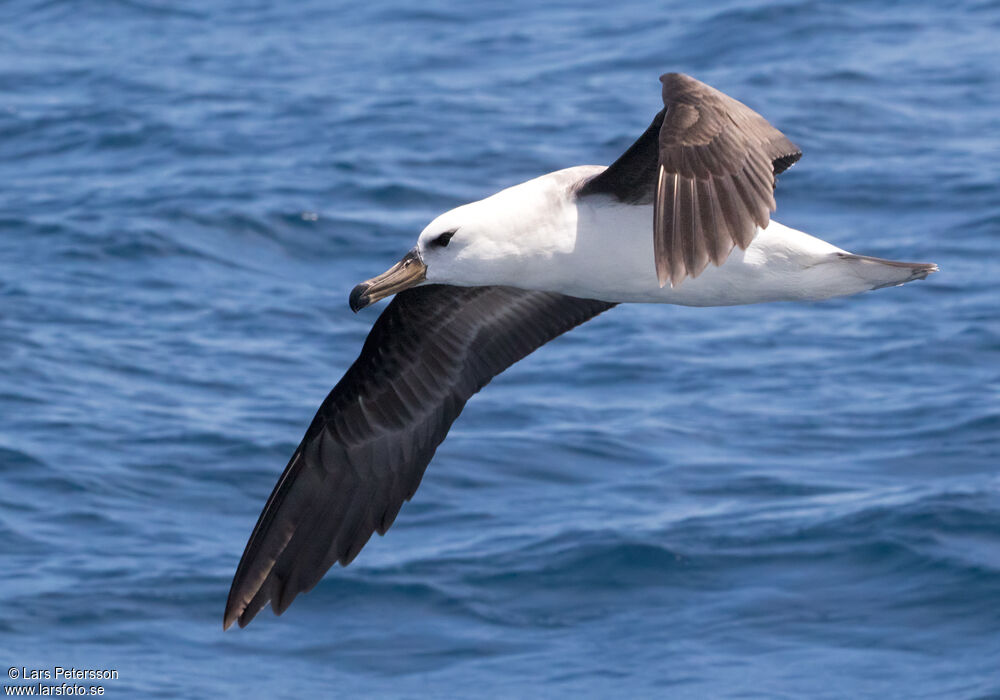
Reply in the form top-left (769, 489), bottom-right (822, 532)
top-left (431, 229), bottom-right (456, 247)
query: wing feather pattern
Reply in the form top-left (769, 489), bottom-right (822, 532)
top-left (579, 72), bottom-right (802, 286)
top-left (224, 284), bottom-right (614, 629)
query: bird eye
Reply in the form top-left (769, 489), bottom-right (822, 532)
top-left (431, 230), bottom-right (456, 247)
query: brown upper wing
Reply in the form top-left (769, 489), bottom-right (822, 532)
top-left (579, 72), bottom-right (801, 286)
top-left (224, 284), bottom-right (614, 629)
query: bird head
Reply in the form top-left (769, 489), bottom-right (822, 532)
top-left (349, 174), bottom-right (575, 312)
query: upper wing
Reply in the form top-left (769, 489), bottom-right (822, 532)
top-left (579, 72), bottom-right (802, 286)
top-left (224, 284), bottom-right (615, 629)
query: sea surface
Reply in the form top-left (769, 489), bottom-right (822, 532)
top-left (1, 0), bottom-right (998, 697)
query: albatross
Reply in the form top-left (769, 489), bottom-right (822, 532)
top-left (224, 72), bottom-right (936, 629)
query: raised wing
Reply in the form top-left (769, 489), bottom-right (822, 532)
top-left (224, 284), bottom-right (614, 629)
top-left (579, 72), bottom-right (801, 286)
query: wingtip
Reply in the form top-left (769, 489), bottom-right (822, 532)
top-left (657, 275), bottom-right (681, 289)
top-left (223, 606), bottom-right (255, 630)
top-left (655, 259), bottom-right (683, 288)
top-left (223, 595), bottom-right (251, 631)
top-left (655, 262), bottom-right (670, 288)
top-left (223, 584), bottom-right (246, 630)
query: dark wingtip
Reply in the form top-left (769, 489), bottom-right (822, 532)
top-left (223, 589), bottom-right (252, 630)
top-left (349, 283), bottom-right (370, 313)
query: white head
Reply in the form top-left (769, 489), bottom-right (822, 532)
top-left (350, 171), bottom-right (580, 311)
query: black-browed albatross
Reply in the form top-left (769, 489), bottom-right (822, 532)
top-left (224, 72), bottom-right (936, 629)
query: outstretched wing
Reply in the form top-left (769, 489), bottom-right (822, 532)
top-left (579, 72), bottom-right (801, 286)
top-left (224, 284), bottom-right (615, 629)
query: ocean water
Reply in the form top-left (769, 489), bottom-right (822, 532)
top-left (1, 0), bottom-right (998, 696)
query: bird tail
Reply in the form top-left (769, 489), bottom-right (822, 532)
top-left (834, 252), bottom-right (938, 290)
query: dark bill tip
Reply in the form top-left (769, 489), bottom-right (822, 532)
top-left (349, 283), bottom-right (371, 313)
top-left (347, 248), bottom-right (427, 313)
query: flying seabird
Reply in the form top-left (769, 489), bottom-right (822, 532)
top-left (224, 72), bottom-right (936, 630)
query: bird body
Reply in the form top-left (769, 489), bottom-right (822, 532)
top-left (224, 72), bottom-right (936, 630)
top-left (419, 165), bottom-right (932, 306)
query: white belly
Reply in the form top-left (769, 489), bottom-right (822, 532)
top-left (516, 201), bottom-right (880, 306)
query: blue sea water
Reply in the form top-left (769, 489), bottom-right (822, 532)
top-left (1, 0), bottom-right (998, 696)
